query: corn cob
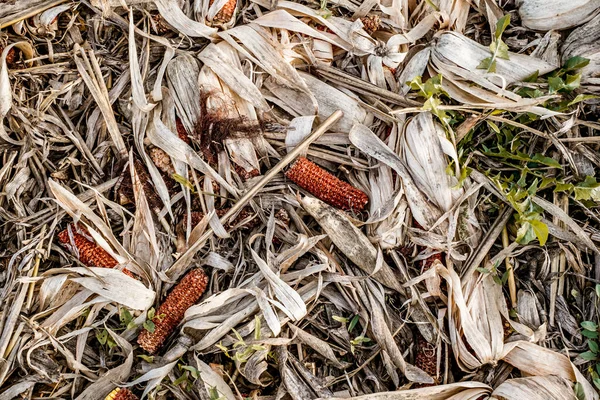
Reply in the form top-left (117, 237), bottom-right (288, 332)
top-left (149, 147), bottom-right (175, 176)
top-left (360, 15), bottom-right (380, 35)
top-left (285, 157), bottom-right (369, 212)
top-left (137, 269), bottom-right (209, 354)
top-left (58, 226), bottom-right (135, 278)
top-left (209, 0), bottom-right (237, 24)
top-left (414, 333), bottom-right (437, 386)
top-left (105, 388), bottom-right (139, 400)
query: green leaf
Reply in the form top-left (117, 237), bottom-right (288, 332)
top-left (568, 94), bottom-right (599, 107)
top-left (529, 220), bottom-right (548, 246)
top-left (523, 70), bottom-right (539, 82)
top-left (147, 307), bottom-right (155, 320)
top-left (96, 329), bottom-right (108, 345)
top-left (348, 315), bottom-right (360, 333)
top-left (173, 373), bottom-right (189, 386)
top-left (143, 320), bottom-right (156, 333)
top-left (565, 56), bottom-right (590, 71)
top-left (582, 321), bottom-right (598, 331)
top-left (487, 121), bottom-right (500, 133)
top-left (574, 176), bottom-right (600, 201)
top-left (137, 354), bottom-right (154, 362)
top-left (181, 365), bottom-right (200, 379)
top-left (564, 73), bottom-right (582, 91)
top-left (594, 378), bottom-right (600, 391)
top-left (589, 340), bottom-right (600, 353)
top-left (548, 76), bottom-right (565, 93)
top-left (574, 382), bottom-right (586, 400)
top-left (490, 40), bottom-right (509, 60)
top-left (495, 14), bottom-right (510, 39)
top-left (120, 308), bottom-right (133, 326)
top-left (477, 57), bottom-right (494, 71)
top-left (579, 351), bottom-right (598, 361)
top-left (582, 330), bottom-right (599, 339)
top-left (531, 154), bottom-right (561, 168)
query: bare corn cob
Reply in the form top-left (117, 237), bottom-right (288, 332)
top-left (209, 0), bottom-right (237, 23)
top-left (58, 226), bottom-right (135, 278)
top-left (137, 269), bottom-right (209, 354)
top-left (285, 157), bottom-right (369, 211)
top-left (105, 388), bottom-right (139, 400)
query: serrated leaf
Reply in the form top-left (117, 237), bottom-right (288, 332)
top-left (495, 14), bottom-right (510, 39)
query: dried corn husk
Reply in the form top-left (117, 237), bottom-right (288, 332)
top-left (402, 112), bottom-right (462, 212)
top-left (429, 32), bottom-right (559, 115)
top-left (562, 13), bottom-right (600, 82)
top-left (264, 72), bottom-right (369, 133)
top-left (300, 196), bottom-right (405, 293)
top-left (349, 123), bottom-right (443, 230)
top-left (519, 0), bottom-right (600, 31)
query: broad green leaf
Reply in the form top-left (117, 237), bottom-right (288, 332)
top-left (548, 76), bottom-right (564, 93)
top-left (96, 329), bottom-right (108, 345)
top-left (582, 330), bottom-right (599, 339)
top-left (530, 220), bottom-right (548, 246)
top-left (582, 321), bottom-right (598, 331)
top-left (143, 320), bottom-right (156, 333)
top-left (590, 340), bottom-right (600, 353)
top-left (579, 351), bottom-right (598, 361)
top-left (565, 56), bottom-right (590, 71)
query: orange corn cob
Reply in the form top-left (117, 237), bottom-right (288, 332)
top-left (209, 0), bottom-right (237, 23)
top-left (137, 269), bottom-right (209, 354)
top-left (58, 226), bottom-right (135, 278)
top-left (285, 157), bottom-right (369, 211)
top-left (105, 388), bottom-right (139, 400)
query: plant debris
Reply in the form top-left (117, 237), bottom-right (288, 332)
top-left (2, 0), bottom-right (600, 399)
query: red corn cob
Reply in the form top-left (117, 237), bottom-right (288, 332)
top-left (285, 157), bottom-right (369, 211)
top-left (414, 333), bottom-right (438, 387)
top-left (137, 269), bottom-right (209, 354)
top-left (58, 226), bottom-right (135, 278)
top-left (105, 388), bottom-right (139, 400)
